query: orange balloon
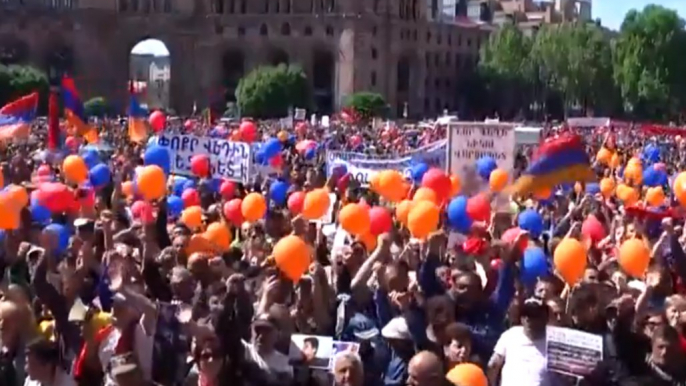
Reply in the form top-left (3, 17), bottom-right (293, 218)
top-left (277, 130), bottom-right (288, 142)
top-left (302, 188), bottom-right (331, 220)
top-left (489, 169), bottom-right (508, 192)
top-left (618, 185), bottom-right (639, 206)
top-left (599, 178), bottom-right (615, 198)
top-left (339, 203), bottom-right (371, 236)
top-left (645, 186), bottom-right (665, 207)
top-left (357, 232), bottom-right (377, 252)
top-left (122, 181), bottom-right (135, 197)
top-left (241, 193), bottom-right (267, 222)
top-left (62, 155), bottom-right (88, 184)
top-left (5, 184), bottom-right (28, 207)
top-left (136, 165), bottom-right (166, 201)
top-left (181, 206), bottom-right (203, 229)
top-left (413, 187), bottom-right (437, 204)
top-left (273, 235), bottom-right (311, 282)
top-left (0, 196), bottom-right (19, 230)
top-left (377, 170), bottom-right (405, 202)
top-left (446, 363), bottom-right (487, 386)
top-left (186, 234), bottom-right (213, 255)
top-left (395, 200), bottom-right (413, 225)
top-left (596, 148), bottom-right (612, 165)
top-left (407, 200), bottom-right (439, 239)
top-left (370, 173), bottom-right (382, 192)
top-left (619, 238), bottom-right (650, 277)
top-left (449, 175), bottom-right (461, 197)
top-left (204, 222), bottom-right (232, 251)
top-left (610, 153), bottom-right (621, 168)
top-left (628, 157), bottom-right (642, 167)
top-left (624, 164), bottom-right (642, 185)
top-left (553, 238), bottom-right (587, 285)
top-left (674, 172), bottom-right (686, 206)
top-left (533, 186), bottom-right (552, 200)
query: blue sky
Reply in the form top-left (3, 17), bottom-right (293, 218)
top-left (594, 0), bottom-right (685, 30)
top-left (131, 1), bottom-right (685, 56)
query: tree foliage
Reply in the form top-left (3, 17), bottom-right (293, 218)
top-left (84, 97), bottom-right (109, 118)
top-left (0, 64), bottom-right (49, 112)
top-left (235, 64), bottom-right (310, 119)
top-left (343, 92), bottom-right (388, 119)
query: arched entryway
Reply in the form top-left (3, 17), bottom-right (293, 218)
top-left (222, 49), bottom-right (245, 106)
top-left (396, 55), bottom-right (411, 117)
top-left (129, 38), bottom-right (171, 111)
top-left (312, 49), bottom-right (334, 114)
top-left (268, 48), bottom-right (289, 66)
top-left (0, 38), bottom-right (30, 65)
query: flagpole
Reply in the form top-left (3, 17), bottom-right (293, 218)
top-left (47, 68), bottom-right (61, 151)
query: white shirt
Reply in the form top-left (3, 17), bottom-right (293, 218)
top-left (24, 368), bottom-right (75, 386)
top-left (98, 318), bottom-right (155, 386)
top-left (242, 340), bottom-right (293, 378)
top-left (493, 326), bottom-right (550, 386)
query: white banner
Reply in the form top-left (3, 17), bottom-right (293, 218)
top-left (157, 134), bottom-right (253, 183)
top-left (447, 122), bottom-right (516, 177)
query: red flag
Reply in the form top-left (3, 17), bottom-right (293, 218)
top-left (48, 89), bottom-right (60, 150)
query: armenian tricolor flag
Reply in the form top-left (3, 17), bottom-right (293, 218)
top-left (0, 92), bottom-right (38, 141)
top-left (509, 134), bottom-right (594, 196)
top-left (127, 91), bottom-right (148, 143)
top-left (61, 76), bottom-right (98, 143)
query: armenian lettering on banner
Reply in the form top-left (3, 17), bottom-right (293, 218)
top-left (446, 122), bottom-right (516, 177)
top-left (325, 140), bottom-right (447, 187)
top-left (157, 134), bottom-right (253, 183)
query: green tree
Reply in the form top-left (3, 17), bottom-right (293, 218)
top-left (84, 96), bottom-right (109, 118)
top-left (343, 92), bottom-right (388, 119)
top-left (0, 64), bottom-right (49, 112)
top-left (478, 24), bottom-right (536, 118)
top-left (235, 64), bottom-right (310, 119)
top-left (532, 23), bottom-right (616, 116)
top-left (613, 5), bottom-right (686, 120)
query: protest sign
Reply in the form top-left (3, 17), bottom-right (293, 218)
top-left (446, 122), bottom-right (516, 177)
top-left (546, 326), bottom-right (603, 377)
top-left (325, 140), bottom-right (447, 187)
top-left (157, 134), bottom-right (252, 183)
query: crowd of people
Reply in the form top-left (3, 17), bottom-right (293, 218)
top-left (0, 115), bottom-right (684, 386)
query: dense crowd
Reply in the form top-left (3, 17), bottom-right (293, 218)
top-left (0, 115), bottom-right (684, 386)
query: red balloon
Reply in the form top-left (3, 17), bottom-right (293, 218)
top-left (36, 182), bottom-right (75, 213)
top-left (502, 227), bottom-right (528, 253)
top-left (149, 111), bottom-right (166, 132)
top-left (239, 121), bottom-right (257, 142)
top-left (359, 199), bottom-right (371, 212)
top-left (131, 201), bottom-right (154, 224)
top-left (421, 168), bottom-right (451, 203)
top-left (219, 180), bottom-right (235, 199)
top-left (582, 215), bottom-right (607, 244)
top-left (184, 119), bottom-right (194, 131)
top-left (36, 164), bottom-right (52, 177)
top-left (269, 155), bottom-right (283, 167)
top-left (337, 173), bottom-right (351, 193)
top-left (190, 154), bottom-right (211, 177)
top-left (287, 191), bottom-right (306, 214)
top-left (350, 135), bottom-right (362, 147)
top-left (369, 207), bottom-right (392, 235)
top-left (223, 198), bottom-right (243, 225)
top-left (490, 258), bottom-right (503, 270)
top-left (65, 136), bottom-right (79, 150)
top-left (295, 122), bottom-right (308, 136)
top-left (182, 188), bottom-right (200, 207)
top-left (466, 194), bottom-right (491, 223)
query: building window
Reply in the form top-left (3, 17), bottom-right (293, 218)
top-left (326, 25), bottom-right (334, 36)
top-left (119, 0), bottom-right (127, 11)
top-left (371, 71), bottom-right (377, 86)
top-left (285, 0), bottom-right (291, 12)
top-left (372, 26), bottom-right (377, 36)
top-left (163, 0), bottom-right (171, 12)
top-left (426, 31), bottom-right (431, 43)
top-left (304, 26), bottom-right (313, 36)
top-left (425, 53), bottom-right (430, 67)
top-left (413, 30), bottom-right (418, 41)
top-left (212, 0), bottom-right (224, 13)
top-left (448, 35), bottom-right (452, 46)
top-left (457, 34), bottom-right (462, 46)
top-left (371, 47), bottom-right (377, 60)
top-left (437, 34), bottom-right (442, 45)
top-left (424, 98), bottom-right (430, 111)
top-left (445, 53), bottom-right (450, 65)
top-left (434, 53), bottom-right (439, 66)
top-left (260, 24), bottom-right (268, 36)
top-left (466, 37), bottom-right (471, 47)
top-left (240, 0), bottom-right (246, 13)
top-left (238, 26), bottom-right (246, 36)
top-left (434, 79), bottom-right (439, 87)
top-left (215, 24), bottom-right (224, 34)
top-left (281, 23), bottom-right (291, 36)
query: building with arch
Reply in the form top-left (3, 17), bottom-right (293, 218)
top-left (0, 0), bottom-right (490, 117)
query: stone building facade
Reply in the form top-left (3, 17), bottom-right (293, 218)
top-left (0, 0), bottom-right (489, 117)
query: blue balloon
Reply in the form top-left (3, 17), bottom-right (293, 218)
top-left (44, 224), bottom-right (70, 254)
top-left (643, 144), bottom-right (660, 163)
top-left (518, 209), bottom-right (544, 238)
top-left (269, 181), bottom-right (289, 205)
top-left (521, 247), bottom-right (549, 284)
top-left (304, 147), bottom-right (316, 160)
top-left (262, 138), bottom-right (282, 159)
top-left (30, 204), bottom-right (51, 223)
top-left (410, 163), bottom-right (430, 183)
top-left (447, 196), bottom-right (472, 233)
top-left (167, 195), bottom-right (184, 217)
top-left (585, 183), bottom-right (600, 195)
top-left (89, 163), bottom-right (111, 188)
top-left (207, 178), bottom-right (221, 193)
top-left (172, 177), bottom-right (189, 196)
top-left (476, 156), bottom-right (497, 180)
top-left (144, 145), bottom-right (171, 175)
top-left (81, 149), bottom-right (100, 169)
top-left (182, 179), bottom-right (196, 192)
top-left (255, 151), bottom-right (266, 165)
